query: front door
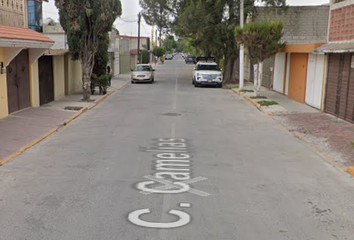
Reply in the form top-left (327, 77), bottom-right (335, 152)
top-left (38, 56), bottom-right (54, 105)
top-left (6, 50), bottom-right (31, 113)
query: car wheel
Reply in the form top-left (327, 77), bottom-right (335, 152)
top-left (131, 80), bottom-right (134, 84)
top-left (194, 83), bottom-right (199, 88)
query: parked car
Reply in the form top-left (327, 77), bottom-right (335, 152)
top-left (131, 64), bottom-right (155, 83)
top-left (185, 55), bottom-right (197, 64)
top-left (165, 54), bottom-right (173, 60)
top-left (193, 57), bottom-right (223, 88)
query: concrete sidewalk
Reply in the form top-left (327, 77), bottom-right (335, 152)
top-left (0, 73), bottom-right (131, 165)
top-left (232, 81), bottom-right (354, 176)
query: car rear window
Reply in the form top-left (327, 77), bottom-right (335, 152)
top-left (196, 64), bottom-right (220, 71)
top-left (135, 66), bottom-right (151, 71)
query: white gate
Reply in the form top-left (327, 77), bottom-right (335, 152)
top-left (273, 53), bottom-right (286, 93)
top-left (305, 54), bottom-right (325, 109)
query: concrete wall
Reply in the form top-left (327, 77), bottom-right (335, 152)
top-left (44, 34), bottom-right (67, 50)
top-left (67, 57), bottom-right (82, 94)
top-left (53, 55), bottom-right (65, 100)
top-left (255, 6), bottom-right (330, 44)
top-left (120, 55), bottom-right (131, 74)
top-left (0, 0), bottom-right (25, 27)
top-left (0, 47), bottom-right (8, 119)
top-left (29, 61), bottom-right (40, 107)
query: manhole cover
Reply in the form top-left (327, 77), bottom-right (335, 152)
top-left (64, 106), bottom-right (84, 111)
top-left (163, 112), bottom-right (182, 117)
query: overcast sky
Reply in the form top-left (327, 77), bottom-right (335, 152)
top-left (43, 0), bottom-right (330, 37)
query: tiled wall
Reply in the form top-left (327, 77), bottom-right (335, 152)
top-left (329, 4), bottom-right (354, 41)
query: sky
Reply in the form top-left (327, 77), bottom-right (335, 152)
top-left (43, 0), bottom-right (330, 37)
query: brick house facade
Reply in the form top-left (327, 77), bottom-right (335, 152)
top-left (316, 0), bottom-right (354, 123)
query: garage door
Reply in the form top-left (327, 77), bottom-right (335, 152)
top-left (38, 56), bottom-right (54, 105)
top-left (325, 53), bottom-right (354, 122)
top-left (6, 50), bottom-right (31, 113)
top-left (288, 53), bottom-right (308, 103)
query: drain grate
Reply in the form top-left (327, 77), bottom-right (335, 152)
top-left (163, 112), bottom-right (182, 117)
top-left (64, 106), bottom-right (84, 111)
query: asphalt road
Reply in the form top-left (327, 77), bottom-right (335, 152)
top-left (0, 56), bottom-right (354, 240)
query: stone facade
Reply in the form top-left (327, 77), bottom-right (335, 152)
top-left (0, 0), bottom-right (25, 27)
top-left (254, 6), bottom-right (330, 44)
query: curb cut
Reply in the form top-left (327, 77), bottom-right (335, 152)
top-left (231, 88), bottom-right (354, 178)
top-left (0, 87), bottom-right (119, 166)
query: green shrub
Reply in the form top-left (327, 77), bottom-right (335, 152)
top-left (98, 75), bottom-right (109, 94)
top-left (142, 50), bottom-right (149, 64)
top-left (91, 73), bottom-right (98, 94)
top-left (257, 100), bottom-right (278, 107)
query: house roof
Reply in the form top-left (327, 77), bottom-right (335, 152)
top-left (0, 24), bottom-right (54, 43)
top-left (315, 41), bottom-right (354, 53)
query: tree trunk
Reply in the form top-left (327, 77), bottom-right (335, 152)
top-left (253, 63), bottom-right (258, 92)
top-left (223, 54), bottom-right (238, 85)
top-left (253, 62), bottom-right (263, 97)
top-left (81, 52), bottom-right (94, 102)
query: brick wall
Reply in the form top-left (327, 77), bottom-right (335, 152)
top-left (254, 6), bottom-right (330, 44)
top-left (329, 4), bottom-right (354, 41)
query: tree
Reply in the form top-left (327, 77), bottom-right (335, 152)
top-left (163, 35), bottom-right (177, 53)
top-left (93, 33), bottom-right (110, 77)
top-left (172, 0), bottom-right (286, 84)
top-left (140, 0), bottom-right (173, 46)
top-left (55, 0), bottom-right (122, 101)
top-left (153, 46), bottom-right (166, 59)
top-left (236, 21), bottom-right (284, 96)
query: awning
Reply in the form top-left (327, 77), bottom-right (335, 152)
top-left (315, 41), bottom-right (354, 53)
top-left (0, 24), bottom-right (55, 66)
top-left (0, 24), bottom-right (54, 48)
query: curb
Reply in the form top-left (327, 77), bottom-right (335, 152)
top-left (231, 88), bottom-right (354, 178)
top-left (232, 88), bottom-right (272, 116)
top-left (347, 166), bottom-right (354, 176)
top-left (0, 88), bottom-right (119, 166)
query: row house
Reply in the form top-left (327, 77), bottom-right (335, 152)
top-left (253, 5), bottom-right (330, 109)
top-left (316, 0), bottom-right (354, 123)
top-left (0, 0), bottom-right (54, 119)
top-left (42, 19), bottom-right (83, 104)
top-left (118, 35), bottom-right (152, 74)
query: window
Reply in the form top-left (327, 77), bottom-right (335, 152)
top-left (197, 64), bottom-right (221, 71)
top-left (28, 0), bottom-right (43, 32)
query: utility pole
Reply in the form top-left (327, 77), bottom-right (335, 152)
top-left (239, 0), bottom-right (244, 90)
top-left (137, 12), bottom-right (142, 64)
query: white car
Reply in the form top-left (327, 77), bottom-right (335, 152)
top-left (131, 64), bottom-right (155, 84)
top-left (193, 59), bottom-right (223, 88)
